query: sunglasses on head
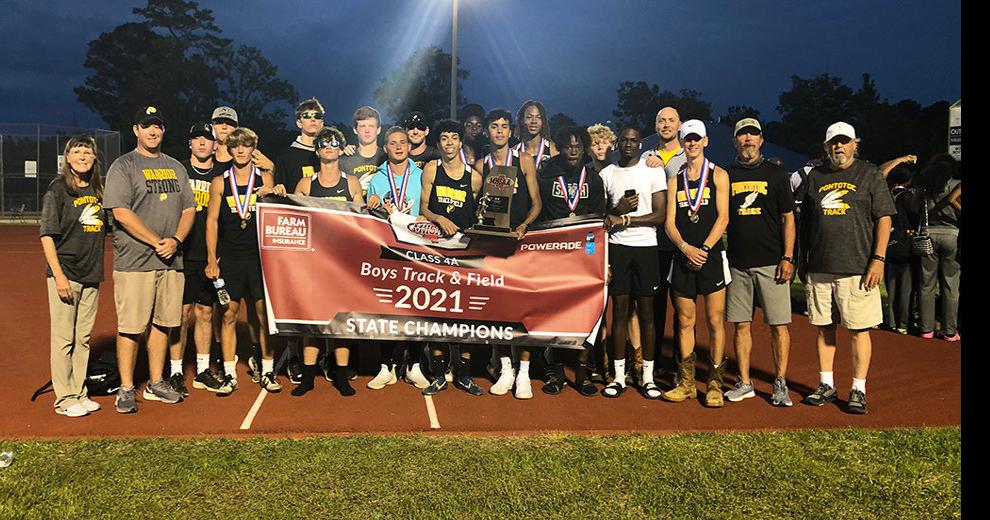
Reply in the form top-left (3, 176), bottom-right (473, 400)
top-left (299, 112), bottom-right (324, 120)
top-left (317, 138), bottom-right (342, 150)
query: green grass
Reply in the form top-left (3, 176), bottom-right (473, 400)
top-left (0, 428), bottom-right (959, 518)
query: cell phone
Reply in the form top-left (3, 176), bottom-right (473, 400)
top-left (624, 189), bottom-right (636, 198)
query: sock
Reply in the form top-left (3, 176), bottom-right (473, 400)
top-left (196, 354), bottom-right (210, 374)
top-left (518, 360), bottom-right (531, 379)
top-left (291, 365), bottom-right (317, 396)
top-left (430, 354), bottom-right (446, 381)
top-left (170, 359), bottom-right (183, 376)
top-left (820, 371), bottom-right (834, 388)
top-left (642, 359), bottom-right (655, 384)
top-left (852, 378), bottom-right (867, 394)
top-left (456, 356), bottom-right (471, 379)
top-left (224, 361), bottom-right (237, 381)
top-left (262, 358), bottom-right (274, 375)
top-left (500, 356), bottom-right (513, 374)
top-left (334, 365), bottom-right (356, 396)
top-left (614, 359), bottom-right (626, 387)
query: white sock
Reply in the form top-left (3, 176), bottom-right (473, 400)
top-left (500, 356), bottom-right (513, 374)
top-left (170, 359), bottom-right (183, 376)
top-left (642, 360), bottom-right (655, 384)
top-left (820, 371), bottom-right (834, 388)
top-left (518, 360), bottom-right (531, 379)
top-left (614, 359), bottom-right (626, 387)
top-left (224, 361), bottom-right (237, 381)
top-left (196, 354), bottom-right (210, 374)
top-left (262, 358), bottom-right (274, 374)
top-left (852, 378), bottom-right (867, 394)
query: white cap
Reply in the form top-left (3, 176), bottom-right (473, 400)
top-left (679, 119), bottom-right (707, 140)
top-left (824, 121), bottom-right (857, 142)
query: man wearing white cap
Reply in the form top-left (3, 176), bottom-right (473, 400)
top-left (661, 119), bottom-right (731, 407)
top-left (798, 122), bottom-right (895, 415)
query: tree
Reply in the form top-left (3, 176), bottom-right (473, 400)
top-left (720, 105), bottom-right (761, 128)
top-left (373, 46), bottom-right (469, 125)
top-left (548, 112), bottom-right (577, 132)
top-left (612, 81), bottom-right (712, 135)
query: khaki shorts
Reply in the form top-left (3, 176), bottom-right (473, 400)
top-left (726, 265), bottom-right (792, 325)
top-left (805, 272), bottom-right (882, 330)
top-left (113, 270), bottom-right (184, 334)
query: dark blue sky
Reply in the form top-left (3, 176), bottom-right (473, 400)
top-left (1, 0), bottom-right (961, 131)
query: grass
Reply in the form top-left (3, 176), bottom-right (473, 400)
top-left (0, 428), bottom-right (959, 518)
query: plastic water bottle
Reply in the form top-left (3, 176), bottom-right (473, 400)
top-left (0, 451), bottom-right (13, 468)
top-left (585, 231), bottom-right (595, 255)
top-left (213, 278), bottom-right (231, 305)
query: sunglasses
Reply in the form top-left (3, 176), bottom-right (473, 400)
top-left (405, 122), bottom-right (428, 131)
top-left (736, 128), bottom-right (762, 137)
top-left (316, 138), bottom-right (342, 149)
top-left (212, 118), bottom-right (237, 127)
top-left (299, 112), bottom-right (324, 120)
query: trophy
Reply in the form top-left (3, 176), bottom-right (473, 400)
top-left (466, 165), bottom-right (519, 238)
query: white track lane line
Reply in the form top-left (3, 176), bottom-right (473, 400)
top-left (423, 395), bottom-right (441, 429)
top-left (240, 389), bottom-right (269, 430)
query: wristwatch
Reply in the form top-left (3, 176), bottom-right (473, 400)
top-left (781, 256), bottom-right (793, 264)
top-left (700, 244), bottom-right (711, 253)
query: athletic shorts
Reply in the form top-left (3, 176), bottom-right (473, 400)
top-left (113, 269), bottom-right (184, 333)
top-left (806, 272), bottom-right (881, 330)
top-left (726, 265), bottom-right (792, 325)
top-left (220, 255), bottom-right (265, 303)
top-left (608, 244), bottom-right (660, 296)
top-left (182, 260), bottom-right (216, 306)
top-left (668, 249), bottom-right (731, 299)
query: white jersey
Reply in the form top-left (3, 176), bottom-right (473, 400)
top-left (599, 160), bottom-right (667, 247)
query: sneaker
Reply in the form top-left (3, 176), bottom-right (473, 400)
top-left (56, 402), bottom-right (90, 417)
top-left (367, 364), bottom-right (397, 390)
top-left (771, 377), bottom-right (793, 407)
top-left (490, 368), bottom-right (515, 395)
top-left (942, 332), bottom-right (961, 342)
top-left (143, 379), bottom-right (183, 404)
top-left (895, 327), bottom-right (908, 335)
top-left (514, 375), bottom-right (533, 400)
top-left (455, 375), bottom-right (484, 396)
top-left (80, 398), bottom-right (101, 412)
top-left (847, 389), bottom-right (868, 414)
top-left (422, 376), bottom-right (447, 396)
top-left (802, 383), bottom-right (837, 406)
top-left (247, 354), bottom-right (261, 383)
top-left (404, 362), bottom-right (430, 389)
top-left (260, 372), bottom-right (282, 392)
top-left (287, 358), bottom-right (303, 385)
top-left (193, 370), bottom-right (233, 395)
top-left (219, 375), bottom-right (237, 394)
top-left (920, 331), bottom-right (935, 339)
top-left (724, 380), bottom-right (756, 402)
top-left (169, 373), bottom-right (188, 398)
top-left (115, 387), bottom-right (137, 413)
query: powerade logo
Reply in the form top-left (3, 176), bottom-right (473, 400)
top-left (519, 241), bottom-right (583, 251)
top-left (487, 174), bottom-right (513, 191)
top-left (407, 221), bottom-right (443, 242)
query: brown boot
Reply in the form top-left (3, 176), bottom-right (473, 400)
top-left (705, 356), bottom-right (726, 408)
top-left (662, 353), bottom-right (696, 402)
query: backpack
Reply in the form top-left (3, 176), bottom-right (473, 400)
top-left (85, 350), bottom-right (121, 396)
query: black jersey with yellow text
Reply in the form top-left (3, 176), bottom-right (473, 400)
top-left (427, 159), bottom-right (476, 230)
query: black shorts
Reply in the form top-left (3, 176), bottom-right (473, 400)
top-left (608, 244), bottom-right (660, 296)
top-left (183, 260), bottom-right (216, 306)
top-left (220, 255), bottom-right (265, 303)
top-left (669, 248), bottom-right (731, 299)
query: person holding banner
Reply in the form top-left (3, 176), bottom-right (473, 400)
top-left (419, 119), bottom-right (485, 396)
top-left (661, 120), bottom-right (732, 408)
top-left (475, 108), bottom-right (542, 399)
top-left (205, 127), bottom-right (287, 393)
top-left (515, 100), bottom-right (557, 172)
top-left (290, 126), bottom-right (363, 397)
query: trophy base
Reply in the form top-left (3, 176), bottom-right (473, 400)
top-left (465, 226), bottom-right (518, 239)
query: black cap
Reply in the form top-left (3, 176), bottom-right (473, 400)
top-left (403, 111), bottom-right (429, 129)
top-left (189, 121), bottom-right (215, 140)
top-left (134, 106), bottom-right (165, 127)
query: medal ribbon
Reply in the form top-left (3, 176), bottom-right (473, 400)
top-left (518, 138), bottom-right (548, 169)
top-left (556, 167), bottom-right (587, 213)
top-left (228, 164), bottom-right (257, 221)
top-left (386, 160), bottom-right (412, 212)
top-left (680, 158), bottom-right (710, 214)
top-left (485, 148), bottom-right (513, 169)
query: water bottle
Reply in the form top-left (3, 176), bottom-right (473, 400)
top-left (0, 451), bottom-right (13, 468)
top-left (213, 278), bottom-right (231, 305)
top-left (585, 231), bottom-right (595, 255)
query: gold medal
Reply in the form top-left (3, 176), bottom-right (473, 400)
top-left (240, 220), bottom-right (247, 229)
top-left (569, 212), bottom-right (577, 218)
top-left (689, 211), bottom-right (700, 224)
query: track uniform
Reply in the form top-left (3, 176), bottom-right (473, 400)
top-left (427, 159), bottom-right (477, 231)
top-left (308, 172), bottom-right (353, 201)
top-left (669, 161), bottom-right (731, 298)
top-left (481, 149), bottom-right (531, 230)
top-left (515, 137), bottom-right (553, 173)
top-left (181, 160), bottom-right (223, 305)
top-left (218, 168), bottom-right (264, 303)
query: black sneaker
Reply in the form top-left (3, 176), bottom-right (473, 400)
top-left (169, 373), bottom-right (188, 398)
top-left (422, 377), bottom-right (447, 396)
top-left (455, 375), bottom-right (484, 396)
top-left (802, 383), bottom-right (838, 406)
top-left (193, 370), bottom-right (233, 395)
top-left (287, 358), bottom-right (303, 385)
top-left (847, 389), bottom-right (868, 414)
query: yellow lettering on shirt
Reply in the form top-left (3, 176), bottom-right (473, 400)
top-left (730, 181), bottom-right (768, 197)
top-left (435, 185), bottom-right (467, 203)
top-left (225, 193), bottom-right (258, 212)
top-left (819, 182), bottom-right (857, 193)
top-left (73, 196), bottom-right (98, 207)
top-left (738, 207), bottom-right (762, 216)
top-left (142, 168), bottom-right (178, 181)
top-left (675, 187), bottom-right (711, 203)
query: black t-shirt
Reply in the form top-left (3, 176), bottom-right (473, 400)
top-left (673, 161), bottom-right (722, 251)
top-left (39, 180), bottom-right (107, 284)
top-left (340, 148), bottom-right (387, 197)
top-left (410, 145), bottom-right (441, 170)
top-left (427, 160), bottom-right (477, 231)
top-left (800, 160), bottom-right (896, 275)
top-left (537, 155), bottom-right (606, 221)
top-left (181, 159), bottom-right (224, 262)
top-left (274, 140), bottom-right (319, 193)
top-left (219, 169), bottom-right (262, 258)
top-left (309, 171), bottom-right (353, 201)
top-left (725, 158), bottom-right (795, 269)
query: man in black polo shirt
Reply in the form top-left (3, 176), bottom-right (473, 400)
top-left (404, 111), bottom-right (441, 169)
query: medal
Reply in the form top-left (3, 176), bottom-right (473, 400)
top-left (689, 212), bottom-right (700, 224)
top-left (680, 158), bottom-right (710, 224)
top-left (485, 147), bottom-right (513, 169)
top-left (240, 220), bottom-right (247, 229)
top-left (569, 212), bottom-right (577, 218)
top-left (556, 166), bottom-right (587, 217)
top-left (228, 164), bottom-right (258, 228)
top-left (386, 160), bottom-right (412, 213)
top-left (518, 138), bottom-right (548, 169)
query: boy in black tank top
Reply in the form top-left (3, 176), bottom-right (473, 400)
top-left (417, 119), bottom-right (485, 396)
top-left (661, 120), bottom-right (732, 408)
top-left (205, 127), bottom-right (287, 394)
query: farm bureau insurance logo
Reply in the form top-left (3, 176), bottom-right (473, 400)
top-left (261, 210), bottom-right (311, 250)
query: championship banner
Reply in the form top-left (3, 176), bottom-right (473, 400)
top-left (258, 196), bottom-right (607, 349)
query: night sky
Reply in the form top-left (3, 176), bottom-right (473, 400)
top-left (1, 0), bottom-right (961, 131)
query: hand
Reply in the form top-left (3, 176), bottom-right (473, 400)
top-left (342, 145), bottom-right (356, 156)
top-left (775, 259), bottom-right (794, 284)
top-left (644, 155), bottom-right (665, 168)
top-left (615, 195), bottom-right (638, 215)
top-left (861, 259), bottom-right (884, 290)
top-left (605, 214), bottom-right (623, 230)
top-left (271, 183), bottom-right (287, 196)
top-left (251, 149), bottom-right (275, 171)
top-left (514, 223), bottom-right (528, 240)
top-left (682, 244), bottom-right (708, 267)
top-left (54, 274), bottom-right (73, 304)
top-left (205, 261), bottom-right (220, 280)
top-left (436, 216), bottom-right (460, 237)
top-left (900, 154), bottom-right (918, 165)
top-left (367, 195), bottom-right (381, 209)
top-left (155, 237), bottom-right (178, 259)
top-left (606, 265), bottom-right (612, 285)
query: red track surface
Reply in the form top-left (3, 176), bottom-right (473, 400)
top-left (0, 226), bottom-right (960, 439)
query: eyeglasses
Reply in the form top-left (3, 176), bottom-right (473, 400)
top-left (316, 138), bottom-right (342, 150)
top-left (299, 112), bottom-right (324, 120)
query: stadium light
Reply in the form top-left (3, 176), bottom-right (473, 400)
top-left (450, 0), bottom-right (458, 120)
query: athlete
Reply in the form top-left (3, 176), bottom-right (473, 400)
top-left (459, 103), bottom-right (487, 165)
top-left (515, 100), bottom-right (557, 172)
top-left (404, 111), bottom-right (441, 169)
top-left (661, 120), bottom-right (732, 408)
top-left (340, 106), bottom-right (387, 197)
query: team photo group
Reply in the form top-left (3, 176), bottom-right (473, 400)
top-left (42, 92), bottom-right (962, 420)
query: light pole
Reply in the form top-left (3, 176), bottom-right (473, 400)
top-left (450, 0), bottom-right (458, 119)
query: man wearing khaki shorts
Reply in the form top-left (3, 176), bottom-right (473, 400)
top-left (798, 122), bottom-right (895, 415)
top-left (104, 106), bottom-right (196, 413)
top-left (723, 118), bottom-right (796, 407)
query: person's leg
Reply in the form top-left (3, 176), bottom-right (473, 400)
top-left (292, 336), bottom-right (320, 396)
top-left (770, 325), bottom-right (790, 379)
top-left (882, 266), bottom-right (896, 329)
top-left (112, 270), bottom-right (155, 411)
top-left (732, 322), bottom-right (753, 383)
top-left (368, 342), bottom-right (398, 389)
top-left (169, 303), bottom-right (193, 375)
top-left (332, 341), bottom-right (355, 396)
top-left (935, 232), bottom-right (960, 336)
top-left (917, 252), bottom-right (938, 336)
top-left (704, 289), bottom-right (727, 407)
top-left (72, 284), bottom-right (100, 404)
top-left (610, 294), bottom-right (631, 384)
top-left (47, 278), bottom-right (82, 412)
top-left (423, 344), bottom-right (449, 395)
top-left (192, 303), bottom-right (213, 372)
top-left (634, 295), bottom-right (660, 398)
top-left (220, 300), bottom-right (240, 385)
top-left (662, 293), bottom-right (698, 402)
top-left (255, 298), bottom-right (279, 384)
top-left (890, 262), bottom-right (911, 331)
top-left (116, 333), bottom-right (141, 393)
top-left (654, 249), bottom-right (675, 373)
top-left (490, 344), bottom-right (516, 395)
top-left (848, 328), bottom-right (872, 413)
top-left (453, 344), bottom-right (482, 395)
top-left (146, 324), bottom-right (169, 384)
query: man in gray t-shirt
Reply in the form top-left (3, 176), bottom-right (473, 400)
top-left (103, 106), bottom-right (196, 413)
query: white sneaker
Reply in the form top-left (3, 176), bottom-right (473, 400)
top-left (444, 368), bottom-right (454, 383)
top-left (404, 363), bottom-right (430, 389)
top-left (514, 374), bottom-right (533, 400)
top-left (56, 402), bottom-right (90, 417)
top-left (490, 368), bottom-right (515, 395)
top-left (80, 398), bottom-right (101, 412)
top-left (367, 364), bottom-right (397, 389)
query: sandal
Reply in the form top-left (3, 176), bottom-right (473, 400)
top-left (602, 382), bottom-right (625, 398)
top-left (641, 381), bottom-right (662, 400)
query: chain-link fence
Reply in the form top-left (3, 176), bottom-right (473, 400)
top-left (0, 124), bottom-right (120, 215)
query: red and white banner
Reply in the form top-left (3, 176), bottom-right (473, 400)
top-left (258, 196), bottom-right (607, 349)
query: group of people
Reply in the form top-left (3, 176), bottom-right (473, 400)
top-left (41, 97), bottom-right (961, 419)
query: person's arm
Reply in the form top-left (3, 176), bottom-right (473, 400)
top-left (933, 182), bottom-right (962, 213)
top-left (516, 154), bottom-right (542, 239)
top-left (257, 171), bottom-right (286, 197)
top-left (547, 140), bottom-right (559, 157)
top-left (776, 211), bottom-right (796, 283)
top-left (252, 149), bottom-right (275, 174)
top-left (204, 176), bottom-right (224, 280)
top-left (863, 215), bottom-right (892, 290)
top-left (347, 176), bottom-right (365, 206)
top-left (294, 177), bottom-right (311, 196)
top-left (879, 154), bottom-right (917, 177)
top-left (40, 236), bottom-right (73, 303)
top-left (365, 174), bottom-right (383, 210)
top-left (112, 207), bottom-right (163, 249)
top-left (701, 167), bottom-right (730, 249)
top-left (627, 189), bottom-right (665, 227)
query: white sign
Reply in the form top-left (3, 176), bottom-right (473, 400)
top-left (24, 160), bottom-right (37, 178)
top-left (948, 100), bottom-right (961, 161)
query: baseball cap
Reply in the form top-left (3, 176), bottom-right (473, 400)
top-left (679, 119), bottom-right (707, 140)
top-left (824, 122), bottom-right (857, 142)
top-left (188, 121), bottom-right (215, 140)
top-left (211, 106), bottom-right (239, 126)
top-left (134, 106), bottom-right (165, 127)
top-left (733, 118), bottom-right (762, 136)
top-left (403, 111), bottom-right (429, 130)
